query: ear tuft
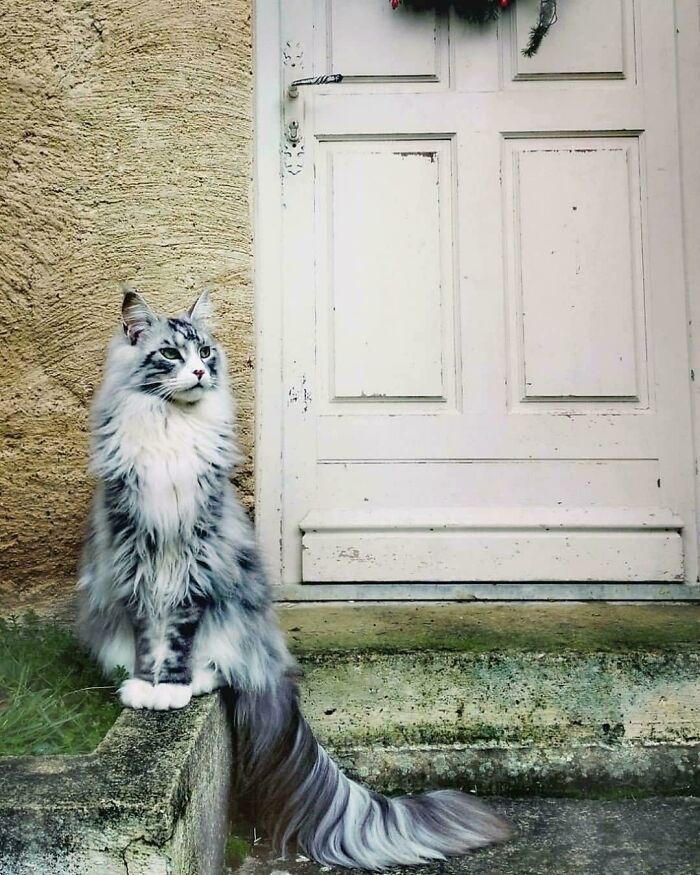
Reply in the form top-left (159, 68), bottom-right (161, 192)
top-left (121, 285), bottom-right (155, 345)
top-left (187, 290), bottom-right (215, 328)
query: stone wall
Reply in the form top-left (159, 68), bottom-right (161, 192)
top-left (0, 1), bottom-right (254, 613)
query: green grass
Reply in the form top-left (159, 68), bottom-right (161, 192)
top-left (225, 833), bottom-right (252, 870)
top-left (0, 613), bottom-right (123, 756)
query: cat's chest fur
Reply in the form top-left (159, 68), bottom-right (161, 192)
top-left (108, 395), bottom-right (222, 537)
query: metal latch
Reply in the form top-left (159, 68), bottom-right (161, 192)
top-left (287, 73), bottom-right (344, 99)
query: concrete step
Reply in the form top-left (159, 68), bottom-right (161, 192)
top-left (278, 603), bottom-right (700, 796)
top-left (235, 797), bottom-right (700, 875)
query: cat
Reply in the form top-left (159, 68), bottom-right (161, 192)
top-left (77, 289), bottom-right (509, 870)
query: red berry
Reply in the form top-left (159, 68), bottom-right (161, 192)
top-left (391, 0), bottom-right (400, 7)
top-left (499, 0), bottom-right (511, 7)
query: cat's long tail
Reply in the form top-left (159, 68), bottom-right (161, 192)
top-left (232, 676), bottom-right (509, 871)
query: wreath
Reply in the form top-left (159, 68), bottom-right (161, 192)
top-left (390, 0), bottom-right (558, 56)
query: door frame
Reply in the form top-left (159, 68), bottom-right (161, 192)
top-left (254, 0), bottom-right (285, 587)
top-left (253, 0), bottom-right (700, 600)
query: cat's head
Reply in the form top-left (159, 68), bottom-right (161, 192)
top-left (119, 288), bottom-right (222, 405)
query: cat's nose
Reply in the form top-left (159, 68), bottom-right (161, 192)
top-left (193, 369), bottom-right (205, 380)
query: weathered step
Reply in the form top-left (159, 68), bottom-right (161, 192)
top-left (278, 603), bottom-right (700, 796)
top-left (235, 797), bottom-right (700, 875)
top-left (0, 694), bottom-right (232, 875)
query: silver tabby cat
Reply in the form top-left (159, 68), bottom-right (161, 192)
top-left (78, 290), bottom-right (508, 870)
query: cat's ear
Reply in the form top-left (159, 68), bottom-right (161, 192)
top-left (121, 285), bottom-right (155, 345)
top-left (187, 290), bottom-right (214, 328)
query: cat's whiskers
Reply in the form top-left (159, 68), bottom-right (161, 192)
top-left (140, 380), bottom-right (176, 401)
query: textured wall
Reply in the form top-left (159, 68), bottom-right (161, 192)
top-left (0, 1), bottom-right (253, 613)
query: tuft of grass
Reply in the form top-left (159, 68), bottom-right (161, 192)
top-left (224, 833), bottom-right (252, 869)
top-left (0, 613), bottom-right (123, 756)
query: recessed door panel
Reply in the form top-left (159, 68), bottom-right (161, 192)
top-left (318, 139), bottom-right (457, 406)
top-left (326, 0), bottom-right (443, 80)
top-left (507, 136), bottom-right (646, 403)
top-left (511, 0), bottom-right (631, 80)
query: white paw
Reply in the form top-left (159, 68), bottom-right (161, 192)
top-left (118, 679), bottom-right (192, 710)
top-left (191, 668), bottom-right (224, 697)
top-left (151, 683), bottom-right (192, 710)
top-left (118, 678), bottom-right (154, 709)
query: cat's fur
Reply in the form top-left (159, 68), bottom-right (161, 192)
top-left (78, 290), bottom-right (509, 870)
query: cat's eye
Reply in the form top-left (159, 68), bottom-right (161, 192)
top-left (200, 346), bottom-right (211, 359)
top-left (160, 347), bottom-right (181, 361)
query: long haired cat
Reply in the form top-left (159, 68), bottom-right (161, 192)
top-left (78, 290), bottom-right (508, 870)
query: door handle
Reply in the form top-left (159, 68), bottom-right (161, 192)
top-left (287, 73), bottom-right (343, 99)
top-left (283, 73), bottom-right (343, 175)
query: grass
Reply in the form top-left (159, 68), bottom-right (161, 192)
top-left (225, 833), bottom-right (253, 870)
top-left (0, 613), bottom-right (123, 756)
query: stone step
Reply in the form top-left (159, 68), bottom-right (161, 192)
top-left (278, 603), bottom-right (700, 796)
top-left (234, 797), bottom-right (700, 875)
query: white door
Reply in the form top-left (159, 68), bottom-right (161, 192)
top-left (256, 0), bottom-right (699, 598)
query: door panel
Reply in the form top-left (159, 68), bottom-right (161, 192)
top-left (510, 0), bottom-right (630, 80)
top-left (267, 0), bottom-right (697, 595)
top-left (507, 135), bottom-right (647, 404)
top-left (301, 508), bottom-right (683, 583)
top-left (322, 141), bottom-right (454, 402)
top-left (327, 1), bottom-right (442, 80)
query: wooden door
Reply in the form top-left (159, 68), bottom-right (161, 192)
top-left (256, 0), bottom-right (699, 598)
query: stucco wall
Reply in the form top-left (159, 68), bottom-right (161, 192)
top-left (0, 1), bottom-right (254, 613)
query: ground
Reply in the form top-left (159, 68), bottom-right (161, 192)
top-left (236, 797), bottom-right (700, 875)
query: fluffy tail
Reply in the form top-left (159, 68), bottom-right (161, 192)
top-left (232, 677), bottom-right (509, 870)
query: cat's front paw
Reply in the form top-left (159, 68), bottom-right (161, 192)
top-left (151, 683), bottom-right (192, 710)
top-left (191, 668), bottom-right (224, 697)
top-left (118, 678), bottom-right (192, 710)
top-left (118, 678), bottom-right (155, 709)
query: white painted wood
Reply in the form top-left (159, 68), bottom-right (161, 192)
top-left (316, 136), bottom-right (459, 415)
top-left (326, 144), bottom-right (448, 400)
top-left (254, 0), bottom-right (285, 584)
top-left (312, 460), bottom-right (664, 509)
top-left (511, 0), bottom-right (628, 79)
top-left (276, 583), bottom-right (700, 601)
top-left (633, 1), bottom-right (697, 587)
top-left (300, 506), bottom-right (684, 583)
top-left (511, 137), bottom-right (643, 400)
top-left (256, 0), bottom-right (699, 594)
top-left (316, 414), bottom-right (658, 459)
top-left (327, 0), bottom-right (440, 80)
top-left (676, 0), bottom-right (700, 580)
top-left (300, 507), bottom-right (684, 531)
top-left (302, 531), bottom-right (683, 583)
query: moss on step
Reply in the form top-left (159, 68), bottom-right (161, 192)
top-left (279, 605), bottom-right (700, 749)
top-left (333, 743), bottom-right (700, 798)
top-left (295, 648), bottom-right (700, 749)
top-left (279, 603), bottom-right (700, 655)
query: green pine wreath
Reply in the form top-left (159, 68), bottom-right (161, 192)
top-left (390, 0), bottom-right (558, 56)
